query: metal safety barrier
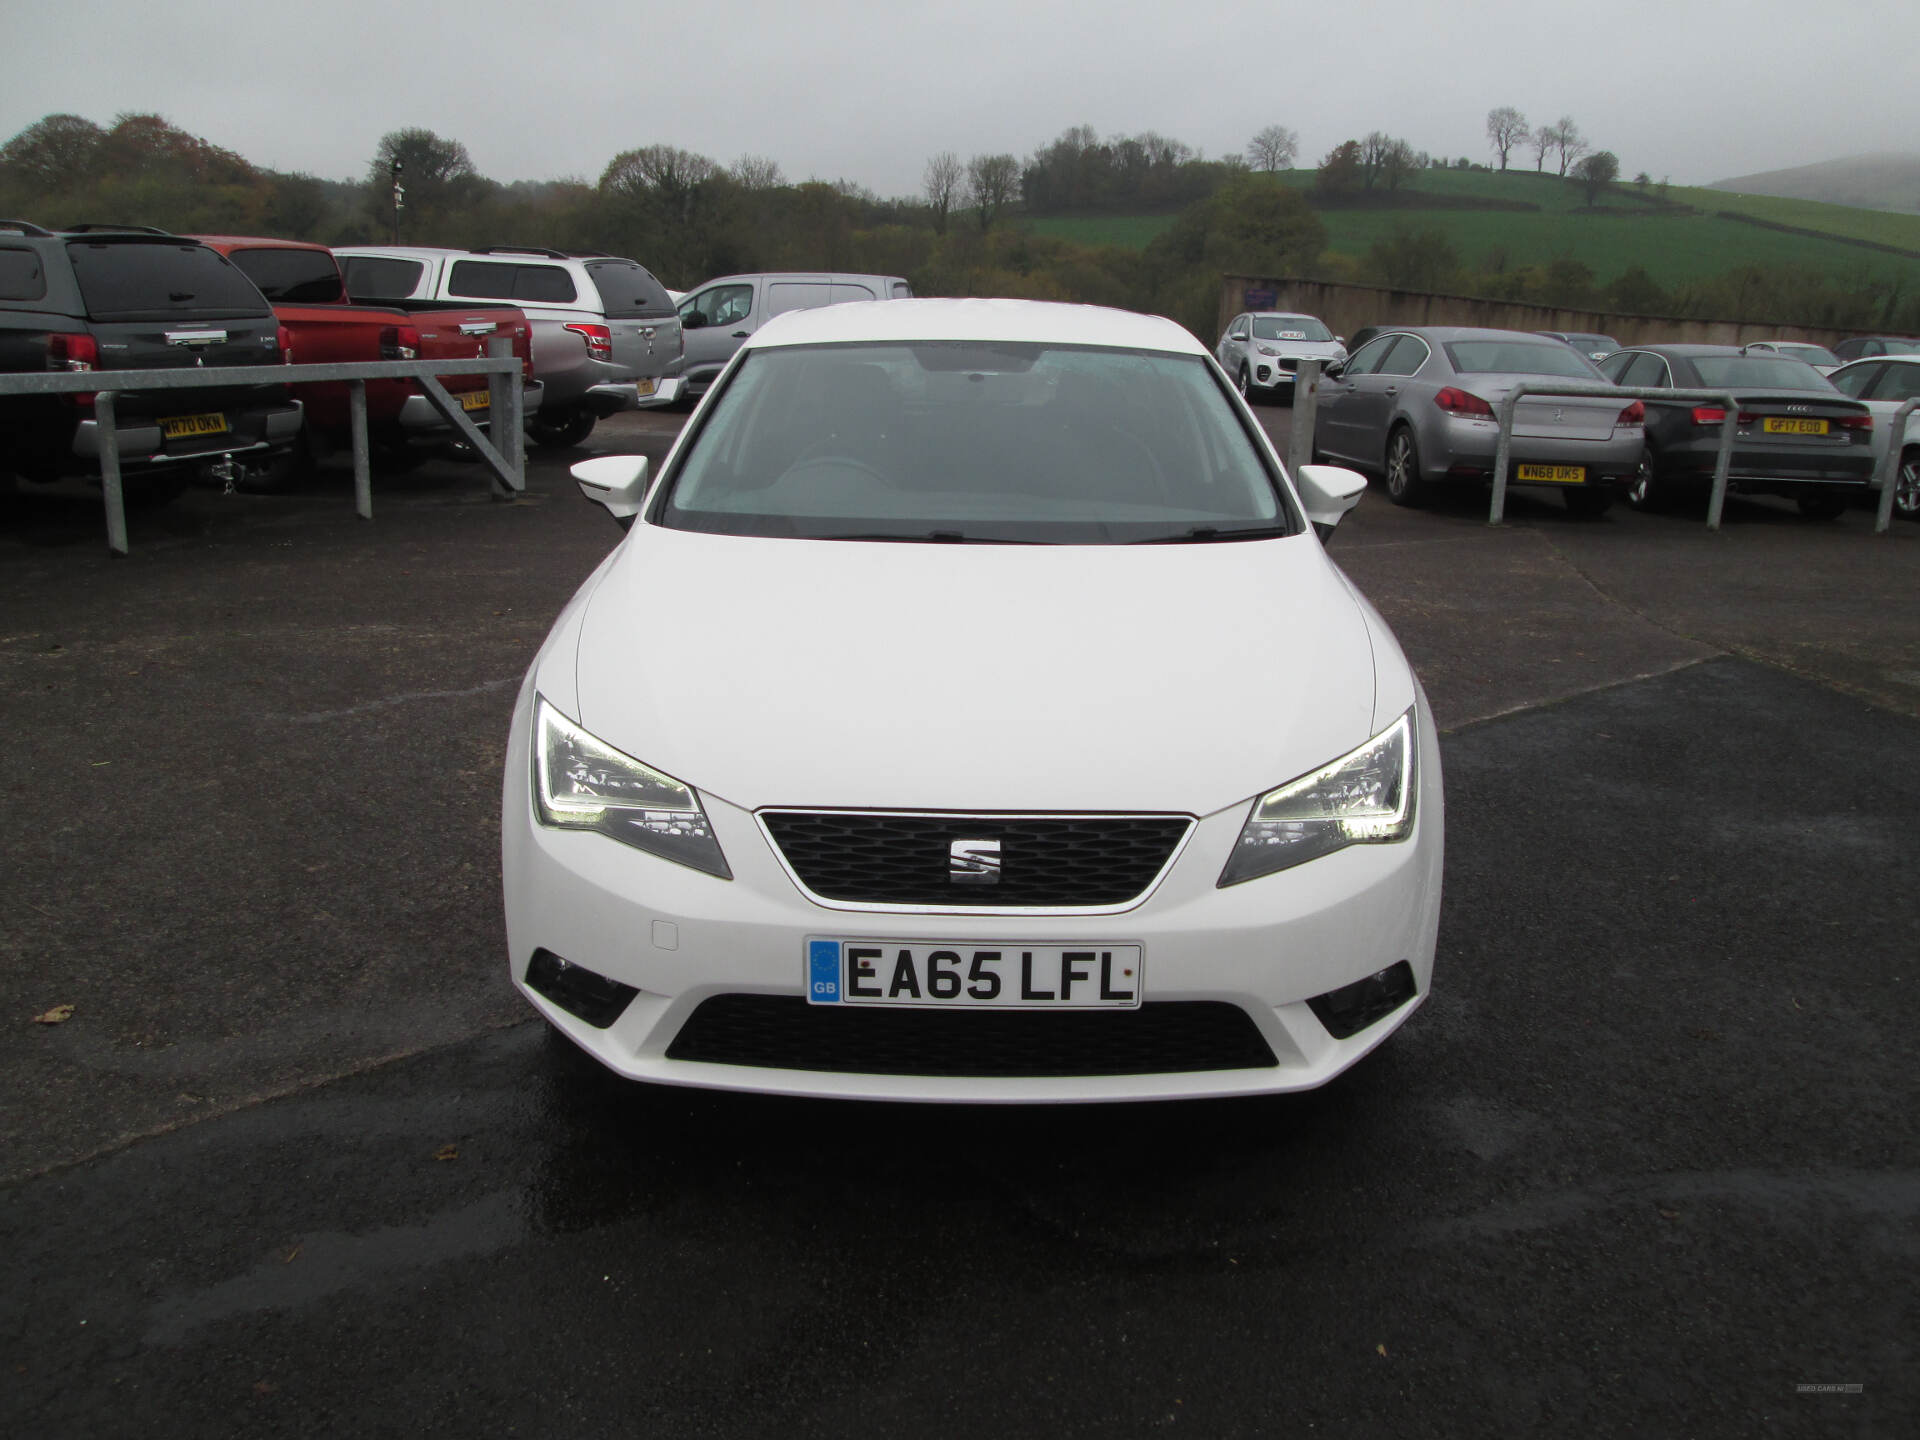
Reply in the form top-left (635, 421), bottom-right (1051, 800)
top-left (1491, 384), bottom-right (1742, 529)
top-left (1285, 359), bottom-right (1322, 476)
top-left (1872, 397), bottom-right (1918, 534)
top-left (1, 338), bottom-right (526, 555)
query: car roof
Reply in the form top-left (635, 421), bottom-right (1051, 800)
top-left (694, 272), bottom-right (908, 286)
top-left (1246, 311), bottom-right (1322, 322)
top-left (1384, 326), bottom-right (1578, 343)
top-left (1838, 353), bottom-right (1920, 365)
top-left (1619, 343), bottom-right (1742, 356)
top-left (191, 235), bottom-right (332, 254)
top-left (746, 298), bottom-right (1206, 355)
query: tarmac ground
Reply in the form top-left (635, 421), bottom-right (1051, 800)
top-left (3, 405), bottom-right (1916, 1436)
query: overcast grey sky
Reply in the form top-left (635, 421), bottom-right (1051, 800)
top-left (4, 0), bottom-right (1914, 195)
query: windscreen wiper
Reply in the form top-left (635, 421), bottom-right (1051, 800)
top-left (817, 532), bottom-right (1044, 544)
top-left (1129, 525), bottom-right (1292, 544)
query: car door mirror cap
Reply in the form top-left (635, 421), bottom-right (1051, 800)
top-left (573, 454), bottom-right (649, 527)
top-left (1296, 464), bottom-right (1368, 538)
top-left (1323, 360), bottom-right (1345, 379)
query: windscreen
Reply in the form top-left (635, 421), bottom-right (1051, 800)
top-left (586, 260), bottom-right (674, 317)
top-left (1689, 356), bottom-right (1835, 391)
top-left (1566, 334), bottom-right (1618, 352)
top-left (656, 342), bottom-right (1296, 545)
top-left (1252, 316), bottom-right (1332, 342)
top-left (68, 241), bottom-right (271, 321)
top-left (1444, 340), bottom-right (1599, 378)
top-left (230, 247), bottom-right (343, 303)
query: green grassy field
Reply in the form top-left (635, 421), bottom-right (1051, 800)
top-left (1025, 167), bottom-right (1920, 289)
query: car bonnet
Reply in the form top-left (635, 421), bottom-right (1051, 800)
top-left (565, 528), bottom-right (1380, 817)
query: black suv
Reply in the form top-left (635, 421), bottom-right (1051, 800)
top-left (0, 222), bottom-right (302, 499)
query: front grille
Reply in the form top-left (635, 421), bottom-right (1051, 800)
top-left (666, 995), bottom-right (1278, 1077)
top-left (760, 811), bottom-right (1191, 908)
top-left (1277, 357), bottom-right (1300, 372)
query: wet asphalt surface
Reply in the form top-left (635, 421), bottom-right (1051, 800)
top-left (3, 408), bottom-right (1917, 1437)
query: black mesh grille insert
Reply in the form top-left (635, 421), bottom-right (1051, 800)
top-left (666, 995), bottom-right (1277, 1077)
top-left (761, 812), bottom-right (1190, 907)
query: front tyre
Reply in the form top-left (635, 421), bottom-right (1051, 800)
top-left (1383, 426), bottom-right (1426, 507)
top-left (1236, 365), bottom-right (1252, 402)
top-left (526, 407), bottom-right (597, 449)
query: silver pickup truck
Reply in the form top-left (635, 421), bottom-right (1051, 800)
top-left (333, 245), bottom-right (684, 447)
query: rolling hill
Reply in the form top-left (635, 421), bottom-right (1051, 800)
top-left (1709, 154), bottom-right (1920, 215)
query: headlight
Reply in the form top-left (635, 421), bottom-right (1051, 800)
top-left (1256, 344), bottom-right (1281, 356)
top-left (533, 697), bottom-right (731, 878)
top-left (1218, 710), bottom-right (1416, 886)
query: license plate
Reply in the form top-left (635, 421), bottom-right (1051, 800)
top-left (159, 412), bottom-right (228, 439)
top-left (1763, 417), bottom-right (1827, 435)
top-left (459, 388), bottom-right (491, 412)
top-left (806, 939), bottom-right (1143, 1009)
top-left (1516, 464), bottom-right (1586, 483)
top-left (635, 378), bottom-right (657, 397)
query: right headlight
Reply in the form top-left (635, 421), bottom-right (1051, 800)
top-left (533, 697), bottom-right (731, 879)
top-left (1218, 710), bottom-right (1416, 886)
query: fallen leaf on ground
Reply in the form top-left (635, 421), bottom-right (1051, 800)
top-left (33, 1005), bottom-right (74, 1025)
top-left (434, 1143), bottom-right (459, 1161)
top-left (1376, 1344), bottom-right (1389, 1358)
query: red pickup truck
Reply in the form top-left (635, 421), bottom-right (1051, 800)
top-left (189, 235), bottom-right (541, 471)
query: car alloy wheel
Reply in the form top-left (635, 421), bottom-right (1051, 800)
top-left (1237, 365), bottom-right (1251, 400)
top-left (1626, 446), bottom-right (1658, 511)
top-left (1897, 448), bottom-right (1920, 521)
top-left (1384, 428), bottom-right (1424, 506)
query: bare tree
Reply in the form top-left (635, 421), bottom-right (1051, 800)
top-left (965, 152), bottom-right (1019, 231)
top-left (730, 154), bottom-right (784, 190)
top-left (1484, 107), bottom-right (1528, 171)
top-left (1549, 116), bottom-right (1588, 177)
top-left (1379, 138), bottom-right (1419, 191)
top-left (1245, 124), bottom-right (1299, 172)
top-left (1574, 150), bottom-right (1619, 204)
top-left (923, 150), bottom-right (962, 234)
top-left (1359, 131), bottom-right (1416, 191)
top-left (1531, 124), bottom-right (1554, 172)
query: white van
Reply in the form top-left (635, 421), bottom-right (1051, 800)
top-left (666, 272), bottom-right (912, 399)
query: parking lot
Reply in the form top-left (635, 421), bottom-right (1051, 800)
top-left (4, 407), bottom-right (1918, 1436)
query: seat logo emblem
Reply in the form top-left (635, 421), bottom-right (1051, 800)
top-left (949, 839), bottom-right (1001, 884)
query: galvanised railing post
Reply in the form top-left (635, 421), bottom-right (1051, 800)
top-left (95, 392), bottom-right (127, 557)
top-left (1287, 359), bottom-right (1321, 476)
top-left (1873, 397), bottom-right (1918, 534)
top-left (349, 380), bottom-right (372, 520)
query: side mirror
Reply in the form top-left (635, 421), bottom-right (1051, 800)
top-left (681, 312), bottom-right (706, 329)
top-left (1335, 336), bottom-right (1346, 345)
top-left (1295, 463), bottom-right (1367, 541)
top-left (1322, 360), bottom-right (1345, 380)
top-left (572, 454), bottom-right (649, 531)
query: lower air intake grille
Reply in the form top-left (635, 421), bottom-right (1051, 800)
top-left (760, 811), bottom-right (1191, 907)
top-left (666, 995), bottom-right (1278, 1077)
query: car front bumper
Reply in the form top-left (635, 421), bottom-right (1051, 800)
top-left (501, 682), bottom-right (1445, 1103)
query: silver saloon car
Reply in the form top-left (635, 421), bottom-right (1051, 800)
top-left (1313, 327), bottom-right (1644, 515)
top-left (1217, 312), bottom-right (1347, 400)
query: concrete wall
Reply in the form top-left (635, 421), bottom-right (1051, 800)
top-left (1218, 277), bottom-right (1858, 349)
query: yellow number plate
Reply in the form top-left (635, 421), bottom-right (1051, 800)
top-left (1762, 417), bottom-right (1827, 435)
top-left (635, 378), bottom-right (657, 397)
top-left (1516, 464), bottom-right (1586, 483)
top-left (460, 388), bottom-right (491, 412)
top-left (160, 412), bottom-right (228, 439)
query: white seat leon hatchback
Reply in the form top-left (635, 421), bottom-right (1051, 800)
top-left (503, 298), bottom-right (1443, 1103)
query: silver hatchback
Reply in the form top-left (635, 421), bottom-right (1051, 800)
top-left (1313, 327), bottom-right (1644, 515)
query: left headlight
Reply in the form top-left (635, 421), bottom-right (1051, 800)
top-left (1255, 344), bottom-right (1281, 356)
top-left (1218, 710), bottom-right (1416, 886)
top-left (533, 697), bottom-right (731, 879)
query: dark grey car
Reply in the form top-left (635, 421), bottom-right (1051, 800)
top-left (1312, 327), bottom-right (1643, 515)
